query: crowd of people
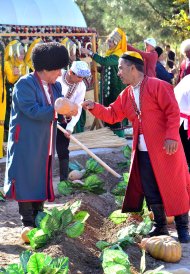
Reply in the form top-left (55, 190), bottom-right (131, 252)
top-left (1, 29), bottom-right (190, 244)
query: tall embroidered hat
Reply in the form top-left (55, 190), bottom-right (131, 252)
top-left (70, 61), bottom-right (91, 78)
top-left (121, 51), bottom-right (144, 65)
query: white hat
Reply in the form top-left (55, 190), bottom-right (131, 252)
top-left (70, 61), bottom-right (91, 78)
top-left (144, 38), bottom-right (156, 48)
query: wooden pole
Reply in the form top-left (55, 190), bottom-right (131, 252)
top-left (57, 124), bottom-right (122, 179)
top-left (90, 33), bottom-right (104, 129)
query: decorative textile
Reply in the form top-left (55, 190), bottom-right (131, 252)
top-left (92, 53), bottom-right (128, 134)
top-left (61, 37), bottom-right (75, 49)
top-left (63, 71), bottom-right (79, 100)
top-left (105, 28), bottom-right (127, 57)
top-left (90, 76), bottom-right (190, 216)
top-left (25, 38), bottom-right (43, 71)
top-left (4, 40), bottom-right (19, 61)
top-left (70, 61), bottom-right (91, 78)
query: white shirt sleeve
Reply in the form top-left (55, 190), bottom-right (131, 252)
top-left (66, 83), bottom-right (86, 132)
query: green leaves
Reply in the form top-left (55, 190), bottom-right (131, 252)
top-left (0, 191), bottom-right (5, 202)
top-left (102, 249), bottom-right (131, 274)
top-left (83, 174), bottom-right (105, 194)
top-left (109, 210), bottom-right (128, 225)
top-left (123, 146), bottom-right (132, 159)
top-left (57, 181), bottom-right (73, 196)
top-left (84, 158), bottom-right (105, 177)
top-left (27, 253), bottom-right (52, 274)
top-left (1, 251), bottom-right (69, 274)
top-left (28, 229), bottom-right (50, 250)
top-left (27, 200), bottom-right (89, 250)
top-left (4, 264), bottom-right (24, 274)
top-left (96, 240), bottom-right (111, 251)
top-left (65, 221), bottom-right (85, 238)
top-left (20, 250), bottom-right (33, 273)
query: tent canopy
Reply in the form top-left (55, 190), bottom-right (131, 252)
top-left (0, 0), bottom-right (87, 27)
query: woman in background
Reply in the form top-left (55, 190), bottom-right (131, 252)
top-left (81, 28), bottom-right (127, 137)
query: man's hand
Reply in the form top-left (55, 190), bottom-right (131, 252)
top-left (81, 47), bottom-right (91, 55)
top-left (163, 139), bottom-right (178, 155)
top-left (64, 130), bottom-right (71, 139)
top-left (82, 100), bottom-right (95, 110)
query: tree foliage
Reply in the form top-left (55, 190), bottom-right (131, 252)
top-left (75, 0), bottom-right (190, 44)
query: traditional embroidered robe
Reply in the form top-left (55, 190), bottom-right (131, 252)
top-left (90, 76), bottom-right (190, 216)
top-left (4, 73), bottom-right (62, 201)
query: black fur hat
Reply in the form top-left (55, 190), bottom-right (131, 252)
top-left (155, 46), bottom-right (163, 58)
top-left (32, 42), bottom-right (69, 71)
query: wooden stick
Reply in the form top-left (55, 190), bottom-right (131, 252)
top-left (57, 124), bottom-right (122, 179)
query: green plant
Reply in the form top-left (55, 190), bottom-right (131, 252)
top-left (27, 200), bottom-right (89, 249)
top-left (117, 146), bottom-right (132, 169)
top-left (102, 247), bottom-right (131, 274)
top-left (0, 250), bottom-right (69, 274)
top-left (57, 174), bottom-right (105, 195)
top-left (0, 191), bottom-right (5, 202)
top-left (111, 172), bottom-right (129, 197)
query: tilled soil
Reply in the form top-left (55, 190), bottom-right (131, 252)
top-left (0, 148), bottom-right (190, 273)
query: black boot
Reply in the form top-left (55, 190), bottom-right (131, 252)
top-left (149, 204), bottom-right (169, 237)
top-left (175, 212), bottom-right (190, 243)
top-left (59, 159), bottom-right (69, 181)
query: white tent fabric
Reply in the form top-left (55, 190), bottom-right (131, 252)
top-left (0, 0), bottom-right (87, 27)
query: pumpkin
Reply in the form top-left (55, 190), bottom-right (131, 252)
top-left (21, 226), bottom-right (33, 243)
top-left (141, 235), bottom-right (182, 263)
top-left (54, 97), bottom-right (78, 116)
top-left (68, 169), bottom-right (86, 181)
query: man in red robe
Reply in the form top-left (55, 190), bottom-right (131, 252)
top-left (82, 51), bottom-right (190, 243)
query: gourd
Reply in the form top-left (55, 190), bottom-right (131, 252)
top-left (54, 97), bottom-right (78, 115)
top-left (68, 169), bottom-right (86, 181)
top-left (21, 226), bottom-right (33, 243)
top-left (141, 235), bottom-right (182, 263)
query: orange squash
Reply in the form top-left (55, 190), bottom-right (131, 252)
top-left (21, 226), bottom-right (33, 243)
top-left (54, 97), bottom-right (78, 116)
top-left (141, 235), bottom-right (182, 263)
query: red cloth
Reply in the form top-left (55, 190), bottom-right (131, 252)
top-left (90, 76), bottom-right (190, 216)
top-left (127, 44), bottom-right (157, 77)
top-left (180, 113), bottom-right (190, 139)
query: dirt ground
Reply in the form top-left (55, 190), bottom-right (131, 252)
top-left (0, 148), bottom-right (190, 273)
